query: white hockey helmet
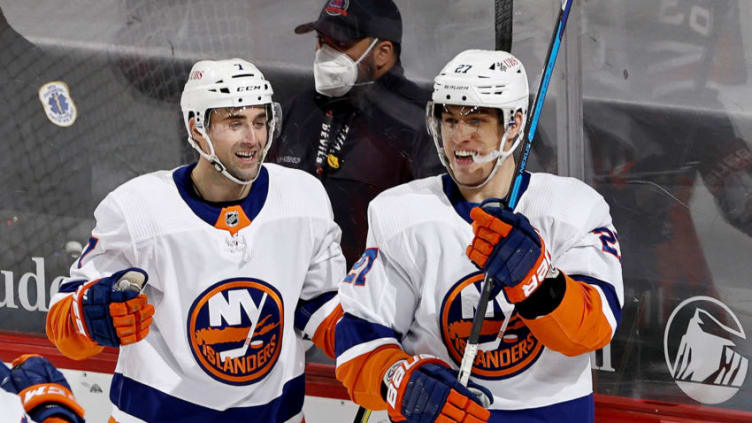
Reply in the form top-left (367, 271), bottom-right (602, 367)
top-left (180, 58), bottom-right (282, 185)
top-left (427, 49), bottom-right (529, 188)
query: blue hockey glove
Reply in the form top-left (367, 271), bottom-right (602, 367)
top-left (0, 358), bottom-right (10, 383)
top-left (466, 199), bottom-right (552, 303)
top-left (1, 354), bottom-right (85, 423)
top-left (72, 267), bottom-right (154, 347)
top-left (384, 354), bottom-right (492, 423)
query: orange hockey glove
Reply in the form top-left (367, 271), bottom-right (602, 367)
top-left (73, 267), bottom-right (154, 347)
top-left (466, 201), bottom-right (552, 303)
top-left (384, 354), bottom-right (492, 423)
top-left (1, 354), bottom-right (85, 423)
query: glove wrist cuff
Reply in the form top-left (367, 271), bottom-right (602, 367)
top-left (18, 383), bottom-right (85, 417)
top-left (71, 281), bottom-right (97, 340)
top-left (382, 359), bottom-right (407, 390)
top-left (384, 355), bottom-right (446, 415)
top-left (517, 268), bottom-right (567, 319)
top-left (503, 246), bottom-right (552, 303)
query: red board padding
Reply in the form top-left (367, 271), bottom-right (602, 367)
top-left (3, 331), bottom-right (752, 421)
top-left (0, 330), bottom-right (349, 398)
top-left (0, 331), bottom-right (118, 373)
top-left (594, 395), bottom-right (752, 423)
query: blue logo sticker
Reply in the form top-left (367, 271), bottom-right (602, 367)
top-left (38, 81), bottom-right (77, 127)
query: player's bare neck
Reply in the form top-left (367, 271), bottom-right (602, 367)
top-left (459, 180), bottom-right (508, 204)
top-left (192, 161), bottom-right (251, 203)
top-left (458, 158), bottom-right (515, 204)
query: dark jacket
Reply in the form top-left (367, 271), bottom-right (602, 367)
top-left (268, 65), bottom-right (444, 267)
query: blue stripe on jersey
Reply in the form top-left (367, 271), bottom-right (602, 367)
top-left (335, 313), bottom-right (402, 357)
top-left (295, 291), bottom-right (337, 332)
top-left (76, 237), bottom-right (98, 268)
top-left (489, 393), bottom-right (593, 423)
top-left (441, 172), bottom-right (532, 223)
top-left (109, 372), bottom-right (304, 423)
top-left (172, 162), bottom-right (269, 227)
top-left (57, 280), bottom-right (87, 293)
top-left (441, 174), bottom-right (478, 224)
top-left (570, 274), bottom-right (622, 325)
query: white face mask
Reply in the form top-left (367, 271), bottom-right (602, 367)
top-left (313, 38), bottom-right (379, 97)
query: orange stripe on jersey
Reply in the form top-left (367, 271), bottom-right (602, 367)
top-left (46, 296), bottom-right (103, 360)
top-left (47, 418), bottom-right (74, 423)
top-left (522, 273), bottom-right (612, 357)
top-left (311, 304), bottom-right (344, 360)
top-left (108, 417), bottom-right (120, 423)
top-left (335, 345), bottom-right (411, 410)
top-left (214, 205), bottom-right (252, 236)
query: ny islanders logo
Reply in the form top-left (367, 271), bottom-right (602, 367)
top-left (440, 272), bottom-right (543, 379)
top-left (664, 296), bottom-right (748, 404)
top-left (187, 278), bottom-right (284, 385)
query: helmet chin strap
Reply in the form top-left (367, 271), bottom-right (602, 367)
top-left (448, 127), bottom-right (520, 190)
top-left (187, 129), bottom-right (261, 187)
top-left (187, 105), bottom-right (279, 188)
top-left (469, 129), bottom-right (511, 164)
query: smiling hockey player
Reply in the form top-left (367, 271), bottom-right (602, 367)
top-left (334, 49), bottom-right (623, 423)
top-left (46, 58), bottom-right (346, 422)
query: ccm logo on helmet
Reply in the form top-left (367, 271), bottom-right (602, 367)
top-left (187, 278), bottom-right (284, 386)
top-left (237, 85), bottom-right (262, 92)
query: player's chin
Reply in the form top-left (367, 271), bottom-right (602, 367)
top-left (452, 163), bottom-right (487, 185)
top-left (231, 163), bottom-right (262, 182)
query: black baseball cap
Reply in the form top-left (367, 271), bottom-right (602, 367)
top-left (295, 0), bottom-right (402, 44)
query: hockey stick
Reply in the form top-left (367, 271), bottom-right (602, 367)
top-left (458, 0), bottom-right (574, 387)
top-left (351, 406), bottom-right (371, 423)
top-left (508, 0), bottom-right (573, 209)
top-left (495, 0), bottom-right (514, 52)
top-left (113, 270), bottom-right (148, 293)
top-left (219, 292), bottom-right (267, 361)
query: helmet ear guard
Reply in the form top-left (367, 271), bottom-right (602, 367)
top-left (268, 101), bottom-right (283, 140)
top-left (180, 58), bottom-right (282, 185)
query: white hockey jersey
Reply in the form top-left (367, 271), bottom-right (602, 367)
top-left (1, 388), bottom-right (30, 423)
top-left (48, 163), bottom-right (346, 423)
top-left (336, 172), bottom-right (623, 420)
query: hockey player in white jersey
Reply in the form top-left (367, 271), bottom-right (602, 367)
top-left (46, 58), bottom-right (346, 422)
top-left (1, 354), bottom-right (86, 423)
top-left (335, 49), bottom-right (623, 423)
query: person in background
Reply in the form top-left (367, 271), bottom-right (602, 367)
top-left (268, 0), bottom-right (443, 268)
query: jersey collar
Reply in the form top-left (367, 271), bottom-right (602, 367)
top-left (441, 172), bottom-right (531, 224)
top-left (173, 162), bottom-right (269, 230)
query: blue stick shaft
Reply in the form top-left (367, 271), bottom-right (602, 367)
top-left (460, 0), bottom-right (576, 390)
top-left (508, 0), bottom-right (573, 210)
